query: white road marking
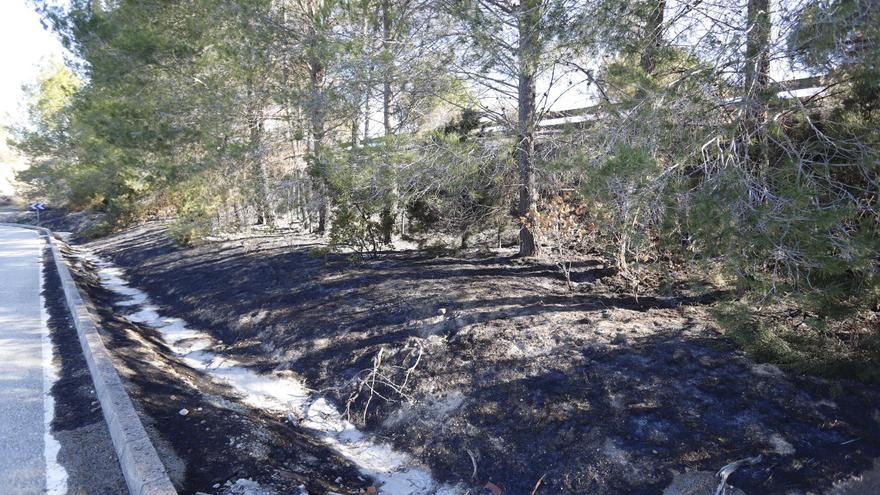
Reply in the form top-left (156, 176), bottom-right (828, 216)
top-left (40, 244), bottom-right (68, 494)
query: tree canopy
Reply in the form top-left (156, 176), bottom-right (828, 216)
top-left (9, 0), bottom-right (880, 376)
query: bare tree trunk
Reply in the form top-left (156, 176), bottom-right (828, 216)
top-left (744, 0), bottom-right (771, 182)
top-left (639, 0), bottom-right (665, 76)
top-left (380, 0), bottom-right (397, 245)
top-left (745, 0), bottom-right (771, 101)
top-left (361, 12), bottom-right (372, 143)
top-left (297, 171), bottom-right (310, 230)
top-left (309, 57), bottom-right (330, 234)
top-left (349, 120), bottom-right (359, 155)
top-left (246, 82), bottom-right (274, 228)
top-left (516, 0), bottom-right (540, 257)
top-left (363, 82), bottom-right (371, 141)
top-left (617, 233), bottom-right (630, 275)
top-left (382, 0), bottom-right (393, 134)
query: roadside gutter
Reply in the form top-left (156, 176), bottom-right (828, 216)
top-left (0, 223), bottom-right (177, 495)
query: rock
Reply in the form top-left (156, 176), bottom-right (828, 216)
top-left (600, 439), bottom-right (629, 465)
top-left (663, 471), bottom-right (746, 495)
top-left (830, 458), bottom-right (880, 495)
top-left (550, 427), bottom-right (577, 448)
top-left (698, 355), bottom-right (715, 367)
top-left (179, 408), bottom-right (189, 416)
top-left (438, 307), bottom-right (447, 316)
top-left (751, 363), bottom-right (785, 378)
top-left (769, 433), bottom-right (795, 455)
top-left (671, 348), bottom-right (689, 363)
top-left (222, 478), bottom-right (271, 495)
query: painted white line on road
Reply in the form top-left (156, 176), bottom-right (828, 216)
top-left (40, 244), bottom-right (68, 495)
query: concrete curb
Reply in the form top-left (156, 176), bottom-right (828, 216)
top-left (0, 223), bottom-right (177, 495)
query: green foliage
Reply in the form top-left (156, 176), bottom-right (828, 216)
top-left (713, 303), bottom-right (880, 382)
top-left (168, 204), bottom-right (213, 246)
top-left (165, 176), bottom-right (223, 246)
top-left (15, 63), bottom-right (80, 152)
top-left (9, 63), bottom-right (82, 203)
top-left (564, 140), bottom-right (674, 279)
top-left (78, 220), bottom-right (115, 240)
top-left (789, 0), bottom-right (880, 117)
top-left (320, 141), bottom-right (404, 254)
top-left (13, 0), bottom-right (880, 383)
top-left (0, 126), bottom-right (17, 163)
top-left (441, 108), bottom-right (482, 140)
top-left (17, 0), bottom-right (284, 225)
top-left (308, 246), bottom-right (331, 258)
top-left (414, 136), bottom-right (512, 244)
top-left (328, 201), bottom-right (384, 255)
top-left (688, 115), bottom-right (880, 319)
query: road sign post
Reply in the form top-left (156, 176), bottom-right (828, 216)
top-left (28, 203), bottom-right (45, 223)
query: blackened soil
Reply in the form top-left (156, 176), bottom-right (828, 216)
top-left (64, 244), bottom-right (370, 495)
top-left (87, 223), bottom-right (880, 494)
top-left (42, 247), bottom-right (128, 494)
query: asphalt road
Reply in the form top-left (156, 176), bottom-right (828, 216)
top-left (0, 224), bottom-right (65, 493)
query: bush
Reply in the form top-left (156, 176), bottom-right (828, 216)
top-left (168, 203), bottom-right (213, 246)
top-left (713, 302), bottom-right (880, 382)
top-left (531, 194), bottom-right (591, 290)
top-left (328, 201), bottom-right (384, 255)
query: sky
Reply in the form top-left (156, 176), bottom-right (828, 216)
top-left (0, 0), bottom-right (68, 126)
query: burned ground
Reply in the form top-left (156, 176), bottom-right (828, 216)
top-left (64, 244), bottom-right (371, 495)
top-left (85, 222), bottom-right (880, 494)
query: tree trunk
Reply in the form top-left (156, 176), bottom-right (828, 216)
top-left (317, 183), bottom-right (329, 234)
top-left (380, 0), bottom-right (397, 245)
top-left (309, 57), bottom-right (330, 234)
top-left (246, 82), bottom-right (274, 228)
top-left (617, 233), bottom-right (630, 276)
top-left (363, 82), bottom-right (371, 141)
top-left (382, 0), bottom-right (393, 135)
top-left (745, 0), bottom-right (771, 99)
top-left (516, 0), bottom-right (540, 257)
top-left (361, 11), bottom-right (372, 142)
top-left (350, 116), bottom-right (359, 149)
top-left (639, 0), bottom-right (665, 76)
top-left (744, 0), bottom-right (771, 181)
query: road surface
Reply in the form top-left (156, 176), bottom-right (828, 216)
top-left (0, 224), bottom-right (67, 493)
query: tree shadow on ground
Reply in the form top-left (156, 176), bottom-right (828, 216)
top-left (368, 331), bottom-right (880, 494)
top-left (85, 224), bottom-right (880, 494)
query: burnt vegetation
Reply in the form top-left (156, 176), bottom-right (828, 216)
top-left (8, 0), bottom-right (880, 493)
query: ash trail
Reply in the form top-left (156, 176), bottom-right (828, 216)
top-left (76, 247), bottom-right (462, 495)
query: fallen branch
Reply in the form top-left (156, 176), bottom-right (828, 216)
top-left (531, 473), bottom-right (547, 495)
top-left (715, 454), bottom-right (762, 495)
top-left (466, 448), bottom-right (478, 481)
top-left (343, 340), bottom-right (425, 423)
